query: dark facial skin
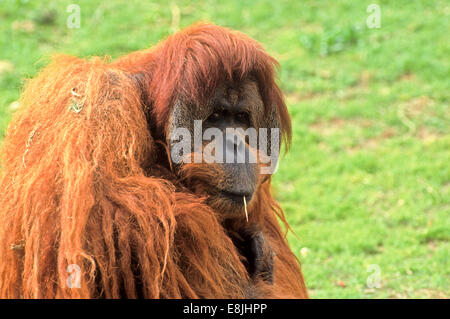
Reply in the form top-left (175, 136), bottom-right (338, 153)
top-left (201, 83), bottom-right (259, 209)
top-left (166, 78), bottom-right (279, 284)
top-left (167, 79), bottom-right (280, 217)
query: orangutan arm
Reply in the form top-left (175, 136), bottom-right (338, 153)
top-left (225, 223), bottom-right (274, 285)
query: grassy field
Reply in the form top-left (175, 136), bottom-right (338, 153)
top-left (0, 0), bottom-right (448, 298)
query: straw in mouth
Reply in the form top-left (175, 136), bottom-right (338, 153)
top-left (243, 196), bottom-right (248, 222)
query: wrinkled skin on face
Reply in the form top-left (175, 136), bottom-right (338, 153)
top-left (166, 78), bottom-right (281, 283)
top-left (167, 79), bottom-right (280, 215)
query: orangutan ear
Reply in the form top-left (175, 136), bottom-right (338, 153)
top-left (125, 71), bottom-right (161, 140)
top-left (128, 72), bottom-right (149, 103)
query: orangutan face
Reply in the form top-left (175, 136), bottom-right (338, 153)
top-left (167, 79), bottom-right (281, 217)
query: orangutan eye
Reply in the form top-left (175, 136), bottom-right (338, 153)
top-left (236, 112), bottom-right (250, 125)
top-left (207, 111), bottom-right (221, 123)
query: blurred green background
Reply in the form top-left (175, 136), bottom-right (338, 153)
top-left (0, 0), bottom-right (448, 298)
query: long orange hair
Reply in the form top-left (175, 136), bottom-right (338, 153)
top-left (0, 23), bottom-right (307, 298)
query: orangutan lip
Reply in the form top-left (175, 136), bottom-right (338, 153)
top-left (221, 190), bottom-right (253, 204)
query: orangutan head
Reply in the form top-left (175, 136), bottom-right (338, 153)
top-left (167, 79), bottom-right (283, 217)
top-left (139, 23), bottom-right (292, 218)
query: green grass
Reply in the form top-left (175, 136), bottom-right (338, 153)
top-left (1, 0), bottom-right (448, 298)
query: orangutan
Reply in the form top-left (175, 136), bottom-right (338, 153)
top-left (0, 22), bottom-right (307, 298)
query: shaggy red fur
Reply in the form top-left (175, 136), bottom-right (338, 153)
top-left (0, 23), bottom-right (307, 298)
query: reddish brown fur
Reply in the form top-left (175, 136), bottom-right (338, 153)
top-left (0, 23), bottom-right (307, 298)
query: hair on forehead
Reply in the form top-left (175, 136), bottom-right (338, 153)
top-left (118, 22), bottom-right (292, 147)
